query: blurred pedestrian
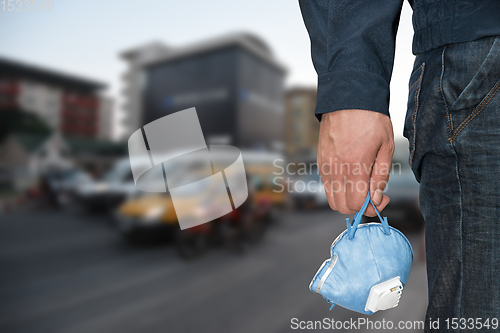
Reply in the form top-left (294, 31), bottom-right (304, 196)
top-left (40, 172), bottom-right (58, 209)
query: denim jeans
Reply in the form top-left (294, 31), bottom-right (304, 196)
top-left (404, 35), bottom-right (500, 331)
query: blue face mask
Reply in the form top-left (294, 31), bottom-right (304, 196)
top-left (309, 193), bottom-right (414, 315)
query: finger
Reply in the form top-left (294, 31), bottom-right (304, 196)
top-left (345, 168), bottom-right (371, 212)
top-left (364, 195), bottom-right (390, 217)
top-left (333, 176), bottom-right (356, 215)
top-left (327, 195), bottom-right (338, 211)
top-left (370, 143), bottom-right (394, 206)
top-left (322, 178), bottom-right (338, 211)
top-left (318, 154), bottom-right (334, 211)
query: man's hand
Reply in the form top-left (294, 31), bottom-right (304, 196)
top-left (318, 110), bottom-right (394, 217)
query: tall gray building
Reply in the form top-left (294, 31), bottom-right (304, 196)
top-left (120, 33), bottom-right (286, 150)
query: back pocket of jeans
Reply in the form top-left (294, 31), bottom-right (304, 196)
top-left (403, 62), bottom-right (425, 169)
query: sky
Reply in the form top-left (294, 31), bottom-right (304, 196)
top-left (0, 0), bottom-right (415, 140)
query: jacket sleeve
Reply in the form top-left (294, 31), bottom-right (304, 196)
top-left (299, 0), bottom-right (404, 120)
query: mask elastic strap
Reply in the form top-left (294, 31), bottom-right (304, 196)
top-left (346, 192), bottom-right (390, 238)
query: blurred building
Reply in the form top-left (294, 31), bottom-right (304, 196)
top-left (0, 57), bottom-right (114, 140)
top-left (285, 87), bottom-right (319, 161)
top-left (121, 33), bottom-right (286, 150)
top-left (120, 42), bottom-right (171, 140)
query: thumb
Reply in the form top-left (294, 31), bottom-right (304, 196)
top-left (370, 143), bottom-right (393, 206)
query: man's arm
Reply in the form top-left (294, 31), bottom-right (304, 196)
top-left (299, 0), bottom-right (403, 216)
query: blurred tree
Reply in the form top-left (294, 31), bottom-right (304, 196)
top-left (0, 107), bottom-right (52, 141)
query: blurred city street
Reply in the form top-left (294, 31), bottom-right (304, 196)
top-left (0, 208), bottom-right (427, 333)
top-left (0, 3), bottom-right (426, 332)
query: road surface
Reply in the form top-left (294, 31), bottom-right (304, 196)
top-left (0, 208), bottom-right (427, 332)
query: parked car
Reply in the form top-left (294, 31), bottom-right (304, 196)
top-left (289, 172), bottom-right (328, 210)
top-left (74, 159), bottom-right (138, 212)
top-left (41, 168), bottom-right (92, 207)
top-left (115, 151), bottom-right (287, 258)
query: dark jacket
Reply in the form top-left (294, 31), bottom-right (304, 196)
top-left (299, 0), bottom-right (500, 120)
